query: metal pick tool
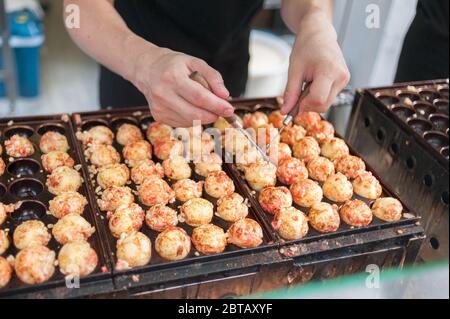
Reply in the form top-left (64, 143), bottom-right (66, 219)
top-left (189, 71), bottom-right (271, 163)
top-left (266, 82), bottom-right (311, 153)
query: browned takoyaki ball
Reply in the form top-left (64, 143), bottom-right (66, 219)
top-left (320, 137), bottom-right (350, 160)
top-left (130, 159), bottom-right (164, 185)
top-left (138, 175), bottom-right (175, 207)
top-left (76, 125), bottom-right (114, 146)
top-left (244, 162), bottom-right (277, 191)
top-left (97, 186), bottom-right (134, 212)
top-left (194, 152), bottom-right (222, 177)
top-left (255, 124), bottom-right (279, 147)
top-left (243, 111), bottom-right (269, 129)
top-left (223, 128), bottom-right (251, 155)
top-left (235, 147), bottom-right (261, 171)
top-left (213, 116), bottom-right (243, 133)
top-left (226, 218), bottom-right (263, 249)
top-left (192, 224), bottom-right (227, 255)
top-left (268, 110), bottom-right (287, 129)
top-left (116, 123), bottom-right (143, 146)
top-left (294, 112), bottom-right (321, 130)
top-left (371, 197), bottom-right (403, 222)
top-left (340, 199), bottom-right (373, 227)
top-left (108, 203), bottom-right (144, 238)
top-left (49, 191), bottom-right (88, 219)
top-left (258, 186), bottom-right (293, 215)
top-left (307, 120), bottom-right (335, 144)
top-left (180, 198), bottom-right (214, 227)
top-left (334, 155), bottom-right (366, 180)
top-left (307, 156), bottom-right (335, 182)
top-left (41, 151), bottom-right (75, 173)
top-left (0, 158), bottom-right (5, 176)
top-left (352, 171), bottom-right (382, 200)
top-left (146, 122), bottom-right (173, 145)
top-left (155, 227), bottom-right (191, 261)
top-left (0, 256), bottom-right (12, 288)
top-left (0, 230), bottom-right (10, 255)
top-left (145, 204), bottom-right (178, 232)
top-left (308, 202), bottom-right (340, 233)
top-left (96, 163), bottom-right (130, 189)
top-left (272, 207), bottom-right (309, 240)
top-left (46, 166), bottom-right (83, 195)
top-left (204, 170), bottom-right (235, 198)
top-left (172, 179), bottom-right (203, 202)
top-left (290, 178), bottom-right (323, 208)
top-left (280, 125), bottom-right (306, 146)
top-left (163, 155), bottom-right (192, 181)
top-left (58, 241), bottom-right (98, 277)
top-left (216, 193), bottom-right (249, 222)
top-left (13, 220), bottom-right (51, 250)
top-left (39, 131), bottom-right (69, 154)
top-left (153, 139), bottom-right (184, 161)
top-left (276, 157), bottom-right (308, 185)
top-left (123, 140), bottom-right (153, 167)
top-left (268, 142), bottom-right (292, 164)
top-left (86, 144), bottom-right (120, 167)
top-left (116, 232), bottom-right (151, 268)
top-left (293, 137), bottom-right (321, 163)
top-left (14, 245), bottom-right (55, 285)
top-left (52, 213), bottom-right (95, 244)
top-left (0, 203), bottom-right (14, 226)
top-left (322, 173), bottom-right (353, 203)
top-left (4, 135), bottom-right (34, 158)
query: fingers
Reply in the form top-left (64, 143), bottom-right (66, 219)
top-left (281, 64), bottom-right (305, 115)
top-left (189, 58), bottom-right (230, 99)
top-left (300, 74), bottom-right (334, 113)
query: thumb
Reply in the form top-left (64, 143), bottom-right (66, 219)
top-left (189, 58), bottom-right (230, 99)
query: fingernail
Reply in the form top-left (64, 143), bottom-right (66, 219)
top-left (223, 107), bottom-right (234, 117)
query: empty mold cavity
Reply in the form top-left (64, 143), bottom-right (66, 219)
top-left (413, 102), bottom-right (437, 118)
top-left (392, 105), bottom-right (415, 121)
top-left (429, 114), bottom-right (449, 132)
top-left (3, 126), bottom-right (35, 139)
top-left (8, 178), bottom-right (44, 199)
top-left (0, 183), bottom-right (6, 199)
top-left (418, 89), bottom-right (440, 102)
top-left (433, 99), bottom-right (449, 115)
top-left (407, 118), bottom-right (433, 135)
top-left (376, 94), bottom-right (400, 107)
top-left (423, 131), bottom-right (449, 151)
top-left (10, 200), bottom-right (47, 224)
top-left (396, 90), bottom-right (421, 106)
top-left (7, 159), bottom-right (41, 177)
top-left (441, 147), bottom-right (449, 160)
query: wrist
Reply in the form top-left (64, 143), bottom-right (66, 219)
top-left (297, 11), bottom-right (337, 43)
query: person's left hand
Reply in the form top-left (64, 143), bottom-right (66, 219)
top-left (281, 25), bottom-right (350, 115)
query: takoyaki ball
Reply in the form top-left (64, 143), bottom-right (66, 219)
top-left (340, 199), bottom-right (373, 227)
top-left (192, 224), bottom-right (227, 255)
top-left (123, 140), bottom-right (153, 167)
top-left (0, 230), bottom-right (9, 255)
top-left (173, 179), bottom-right (203, 202)
top-left (255, 124), bottom-right (279, 146)
top-left (4, 135), bottom-right (34, 158)
top-left (0, 256), bottom-right (12, 288)
top-left (138, 176), bottom-right (175, 207)
top-left (146, 122), bottom-right (173, 145)
top-left (116, 232), bottom-right (151, 268)
top-left (116, 123), bottom-right (143, 146)
top-left (41, 151), bottom-right (75, 173)
top-left (226, 218), bottom-right (263, 249)
top-left (39, 131), bottom-right (69, 154)
top-left (14, 245), bottom-right (55, 285)
top-left (155, 227), bottom-right (191, 261)
top-left (216, 193), bottom-right (249, 222)
top-left (371, 197), bottom-right (403, 222)
top-left (268, 110), bottom-right (287, 129)
top-left (204, 171), bottom-right (235, 198)
top-left (194, 152), bottom-right (222, 177)
top-left (46, 166), bottom-right (83, 195)
top-left (131, 159), bottom-right (164, 185)
top-left (243, 111), bottom-right (269, 129)
top-left (180, 198), bottom-right (214, 227)
top-left (224, 129), bottom-right (250, 155)
top-left (0, 158), bottom-right (5, 176)
top-left (268, 142), bottom-right (292, 164)
top-left (52, 213), bottom-right (95, 244)
top-left (307, 120), bottom-right (335, 144)
top-left (162, 155), bottom-right (192, 181)
top-left (352, 171), bottom-right (382, 200)
top-left (76, 125), bottom-right (114, 146)
top-left (235, 147), bottom-right (261, 171)
top-left (213, 116), bottom-right (243, 133)
top-left (309, 202), bottom-right (340, 233)
top-left (49, 191), bottom-right (88, 219)
top-left (244, 162), bottom-right (277, 191)
top-left (97, 186), bottom-right (134, 212)
top-left (294, 112), bottom-right (321, 130)
top-left (86, 144), bottom-right (120, 167)
top-left (187, 133), bottom-right (215, 161)
top-left (320, 137), bottom-right (349, 160)
top-left (96, 163), bottom-right (130, 189)
top-left (290, 179), bottom-right (323, 208)
top-left (276, 157), bottom-right (308, 185)
top-left (293, 137), bottom-right (321, 163)
top-left (145, 204), bottom-right (178, 232)
top-left (108, 203), bottom-right (144, 238)
top-left (323, 173), bottom-right (353, 203)
top-left (259, 186), bottom-right (293, 215)
top-left (0, 203), bottom-right (14, 226)
top-left (13, 220), bottom-right (51, 250)
top-left (58, 241), bottom-right (98, 277)
top-left (334, 155), bottom-right (366, 179)
top-left (280, 125), bottom-right (306, 146)
top-left (272, 207), bottom-right (309, 240)
top-left (307, 156), bottom-right (335, 182)
top-left (153, 139), bottom-right (184, 161)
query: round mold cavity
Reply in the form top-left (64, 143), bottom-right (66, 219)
top-left (418, 89), bottom-right (441, 102)
top-left (437, 85), bottom-right (449, 99)
top-left (7, 159), bottom-right (41, 177)
top-left (0, 183), bottom-right (6, 199)
top-left (139, 115), bottom-right (154, 129)
top-left (3, 125), bottom-right (35, 139)
top-left (423, 131), bottom-right (449, 151)
top-left (395, 90), bottom-right (421, 106)
top-left (413, 101), bottom-right (437, 118)
top-left (109, 117), bottom-right (139, 132)
top-left (441, 146), bottom-right (449, 160)
top-left (376, 94), bottom-right (400, 107)
top-left (429, 114), bottom-right (449, 133)
top-left (8, 178), bottom-right (44, 199)
top-left (391, 105), bottom-right (415, 121)
top-left (10, 200), bottom-right (47, 224)
top-left (37, 123), bottom-right (66, 136)
top-left (433, 99), bottom-right (449, 115)
top-left (80, 119), bottom-right (109, 131)
top-left (406, 118), bottom-right (433, 135)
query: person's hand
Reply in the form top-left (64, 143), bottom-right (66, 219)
top-left (281, 22), bottom-right (350, 115)
top-left (133, 48), bottom-right (235, 127)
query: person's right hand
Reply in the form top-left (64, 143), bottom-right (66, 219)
top-left (132, 48), bottom-right (235, 127)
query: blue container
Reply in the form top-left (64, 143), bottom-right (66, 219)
top-left (0, 9), bottom-right (44, 98)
